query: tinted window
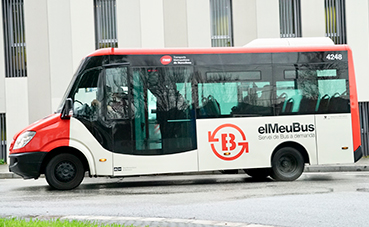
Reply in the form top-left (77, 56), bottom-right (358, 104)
top-left (72, 68), bottom-right (103, 121)
top-left (195, 65), bottom-right (273, 117)
top-left (105, 67), bottom-right (130, 119)
top-left (275, 64), bottom-right (349, 115)
top-left (132, 67), bottom-right (196, 155)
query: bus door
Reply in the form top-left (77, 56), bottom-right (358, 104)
top-left (112, 66), bottom-right (198, 176)
top-left (314, 68), bottom-right (354, 164)
top-left (103, 66), bottom-right (133, 160)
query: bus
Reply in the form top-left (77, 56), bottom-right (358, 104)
top-left (8, 38), bottom-right (362, 190)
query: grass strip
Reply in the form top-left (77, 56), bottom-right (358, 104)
top-left (0, 217), bottom-right (141, 227)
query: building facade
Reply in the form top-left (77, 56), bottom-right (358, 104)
top-left (1, 0), bottom-right (369, 161)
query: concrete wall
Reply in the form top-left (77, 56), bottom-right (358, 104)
top-left (117, 0), bottom-right (142, 48)
top-left (186, 0), bottom-right (211, 47)
top-left (163, 0), bottom-right (188, 47)
top-left (5, 78), bottom-right (29, 149)
top-left (24, 0), bottom-right (52, 124)
top-left (233, 0), bottom-right (279, 46)
top-left (301, 0), bottom-right (325, 37)
top-left (346, 0), bottom-right (369, 102)
top-left (256, 0), bottom-right (280, 38)
top-left (233, 0), bottom-right (256, 46)
top-left (69, 0), bottom-right (95, 69)
top-left (47, 0), bottom-right (74, 111)
top-left (140, 0), bottom-right (165, 48)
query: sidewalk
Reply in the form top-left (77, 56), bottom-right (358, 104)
top-left (1, 157), bottom-right (369, 179)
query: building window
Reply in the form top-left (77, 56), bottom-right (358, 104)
top-left (0, 113), bottom-right (6, 163)
top-left (94, 0), bottom-right (118, 49)
top-left (2, 0), bottom-right (26, 78)
top-left (210, 0), bottom-right (233, 47)
top-left (325, 0), bottom-right (347, 44)
top-left (279, 0), bottom-right (301, 38)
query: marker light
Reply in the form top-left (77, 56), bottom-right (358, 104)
top-left (13, 131), bottom-right (36, 150)
top-left (224, 152), bottom-right (231, 156)
top-left (342, 147), bottom-right (349, 150)
top-left (99, 158), bottom-right (107, 162)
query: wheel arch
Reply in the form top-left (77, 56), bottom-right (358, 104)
top-left (271, 141), bottom-right (310, 165)
top-left (40, 145), bottom-right (95, 176)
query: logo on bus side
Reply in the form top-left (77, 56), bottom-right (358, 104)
top-left (160, 55), bottom-right (172, 65)
top-left (208, 123), bottom-right (249, 161)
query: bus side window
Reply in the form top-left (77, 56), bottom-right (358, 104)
top-left (73, 68), bottom-right (102, 121)
top-left (105, 67), bottom-right (130, 119)
top-left (318, 78), bottom-right (349, 113)
top-left (231, 82), bottom-right (273, 117)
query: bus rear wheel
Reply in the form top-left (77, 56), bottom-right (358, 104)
top-left (45, 153), bottom-right (85, 190)
top-left (270, 147), bottom-right (304, 181)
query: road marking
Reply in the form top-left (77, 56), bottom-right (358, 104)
top-left (59, 215), bottom-right (276, 227)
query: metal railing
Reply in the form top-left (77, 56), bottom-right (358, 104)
top-left (210, 0), bottom-right (233, 47)
top-left (2, 0), bottom-right (27, 78)
top-left (325, 0), bottom-right (347, 44)
top-left (0, 113), bottom-right (6, 163)
top-left (94, 0), bottom-right (118, 49)
top-left (279, 0), bottom-right (301, 38)
top-left (360, 102), bottom-right (369, 156)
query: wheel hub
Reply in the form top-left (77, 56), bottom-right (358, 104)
top-left (280, 156), bottom-right (295, 172)
top-left (55, 161), bottom-right (76, 182)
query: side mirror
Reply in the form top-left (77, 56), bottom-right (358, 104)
top-left (61, 98), bottom-right (73, 119)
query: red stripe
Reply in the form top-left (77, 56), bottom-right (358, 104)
top-left (87, 45), bottom-right (350, 57)
top-left (347, 47), bottom-right (362, 151)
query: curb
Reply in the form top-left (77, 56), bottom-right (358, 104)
top-left (0, 172), bottom-right (21, 179)
top-left (304, 165), bottom-right (369, 172)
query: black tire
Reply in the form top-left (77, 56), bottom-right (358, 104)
top-left (270, 147), bottom-right (304, 181)
top-left (45, 153), bottom-right (85, 190)
top-left (244, 168), bottom-right (271, 179)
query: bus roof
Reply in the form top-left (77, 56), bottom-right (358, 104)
top-left (87, 38), bottom-right (350, 57)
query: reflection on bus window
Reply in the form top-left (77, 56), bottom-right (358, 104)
top-left (73, 68), bottom-right (102, 121)
top-left (197, 70), bottom-right (272, 117)
top-left (132, 67), bottom-right (196, 155)
top-left (105, 67), bottom-right (130, 119)
top-left (276, 68), bottom-right (349, 115)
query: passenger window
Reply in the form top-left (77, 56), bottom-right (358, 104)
top-left (275, 68), bottom-right (349, 115)
top-left (197, 69), bottom-right (273, 117)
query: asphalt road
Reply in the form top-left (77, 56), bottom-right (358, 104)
top-left (1, 172), bottom-right (369, 227)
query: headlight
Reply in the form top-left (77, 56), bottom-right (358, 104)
top-left (13, 131), bottom-right (36, 150)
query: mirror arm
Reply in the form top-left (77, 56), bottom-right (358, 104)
top-left (61, 98), bottom-right (73, 119)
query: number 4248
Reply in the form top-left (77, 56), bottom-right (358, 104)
top-left (326, 53), bottom-right (343, 60)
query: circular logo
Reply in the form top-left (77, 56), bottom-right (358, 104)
top-left (160, 55), bottom-right (172, 65)
top-left (208, 123), bottom-right (249, 161)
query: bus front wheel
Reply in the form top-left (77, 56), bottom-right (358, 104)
top-left (45, 153), bottom-right (85, 190)
top-left (270, 147), bottom-right (304, 181)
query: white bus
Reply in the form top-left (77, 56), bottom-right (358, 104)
top-left (8, 39), bottom-right (362, 190)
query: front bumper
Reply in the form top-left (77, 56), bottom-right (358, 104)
top-left (9, 152), bottom-right (47, 179)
